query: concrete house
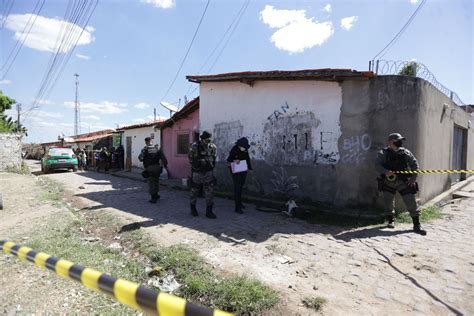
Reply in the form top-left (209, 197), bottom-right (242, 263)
top-left (187, 69), bottom-right (473, 210)
top-left (159, 97), bottom-right (199, 179)
top-left (69, 129), bottom-right (116, 167)
top-left (117, 121), bottom-right (163, 170)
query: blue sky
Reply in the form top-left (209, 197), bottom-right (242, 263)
top-left (0, 0), bottom-right (472, 143)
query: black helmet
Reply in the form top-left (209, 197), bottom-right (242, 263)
top-left (200, 131), bottom-right (212, 140)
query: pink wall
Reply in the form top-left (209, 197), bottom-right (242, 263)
top-left (161, 109), bottom-right (199, 179)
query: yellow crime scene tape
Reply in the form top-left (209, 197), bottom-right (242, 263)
top-left (1, 240), bottom-right (233, 316)
top-left (393, 169), bottom-right (474, 174)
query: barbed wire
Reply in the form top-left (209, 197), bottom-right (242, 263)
top-left (369, 60), bottom-right (466, 106)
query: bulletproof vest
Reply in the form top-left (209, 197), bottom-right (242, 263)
top-left (143, 145), bottom-right (161, 168)
top-left (382, 148), bottom-right (408, 171)
top-left (191, 141), bottom-right (214, 172)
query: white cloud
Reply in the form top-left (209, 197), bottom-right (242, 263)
top-left (76, 53), bottom-right (91, 60)
top-left (64, 101), bottom-right (128, 114)
top-left (134, 102), bottom-right (150, 109)
top-left (82, 115), bottom-right (100, 120)
top-left (33, 110), bottom-right (63, 118)
top-left (142, 0), bottom-right (175, 9)
top-left (39, 121), bottom-right (56, 127)
top-left (133, 118), bottom-right (146, 123)
top-left (410, 0), bottom-right (419, 4)
top-left (4, 14), bottom-right (95, 53)
top-left (324, 4), bottom-right (331, 13)
top-left (146, 115), bottom-right (168, 121)
top-left (260, 5), bottom-right (334, 54)
top-left (31, 98), bottom-right (54, 105)
top-left (340, 16), bottom-right (358, 30)
top-left (0, 79), bottom-right (12, 84)
top-left (89, 123), bottom-right (112, 130)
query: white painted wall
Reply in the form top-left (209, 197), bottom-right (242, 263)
top-left (121, 126), bottom-right (161, 168)
top-left (199, 80), bottom-right (342, 165)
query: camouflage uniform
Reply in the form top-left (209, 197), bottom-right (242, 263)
top-left (375, 147), bottom-right (420, 217)
top-left (139, 144), bottom-right (167, 202)
top-left (189, 139), bottom-right (217, 213)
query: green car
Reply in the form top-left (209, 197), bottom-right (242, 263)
top-left (41, 147), bottom-right (78, 173)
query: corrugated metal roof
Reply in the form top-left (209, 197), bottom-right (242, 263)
top-left (187, 69), bottom-right (374, 83)
top-left (71, 129), bottom-right (116, 142)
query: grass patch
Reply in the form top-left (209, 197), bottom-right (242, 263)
top-left (36, 177), bottom-right (64, 206)
top-left (302, 296), bottom-right (327, 311)
top-left (24, 218), bottom-right (145, 314)
top-left (396, 205), bottom-right (442, 223)
top-left (5, 161), bottom-right (31, 175)
top-left (14, 174), bottom-right (279, 314)
top-left (125, 230), bottom-right (279, 314)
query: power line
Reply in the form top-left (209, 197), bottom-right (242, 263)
top-left (185, 0), bottom-right (249, 97)
top-left (30, 0), bottom-right (97, 110)
top-left (24, 0), bottom-right (99, 124)
top-left (372, 0), bottom-right (426, 60)
top-left (23, 0), bottom-right (82, 121)
top-left (1, 0), bottom-right (15, 28)
top-left (207, 0), bottom-right (249, 73)
top-left (42, 0), bottom-right (98, 102)
top-left (160, 0), bottom-right (211, 102)
top-left (1, 0), bottom-right (45, 79)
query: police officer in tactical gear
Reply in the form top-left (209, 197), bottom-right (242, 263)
top-left (188, 131), bottom-right (217, 219)
top-left (139, 137), bottom-right (168, 204)
top-left (376, 133), bottom-right (426, 235)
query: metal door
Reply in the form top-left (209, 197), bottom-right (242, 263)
top-left (126, 136), bottom-right (132, 170)
top-left (451, 126), bottom-right (467, 184)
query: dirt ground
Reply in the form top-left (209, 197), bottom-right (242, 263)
top-left (2, 162), bottom-right (474, 315)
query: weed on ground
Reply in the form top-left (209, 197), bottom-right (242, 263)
top-left (302, 296), bottom-right (327, 312)
top-left (124, 228), bottom-right (279, 314)
top-left (20, 176), bottom-right (279, 314)
top-left (396, 205), bottom-right (442, 223)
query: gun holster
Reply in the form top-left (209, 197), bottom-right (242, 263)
top-left (377, 176), bottom-right (385, 192)
top-left (408, 181), bottom-right (419, 194)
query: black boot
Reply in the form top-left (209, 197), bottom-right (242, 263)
top-left (206, 204), bottom-right (217, 219)
top-left (190, 204), bottom-right (198, 217)
top-left (412, 216), bottom-right (427, 235)
top-left (149, 194), bottom-right (159, 203)
top-left (386, 216), bottom-right (395, 228)
top-left (235, 204), bottom-right (243, 214)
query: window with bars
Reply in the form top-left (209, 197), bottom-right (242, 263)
top-left (177, 133), bottom-right (190, 155)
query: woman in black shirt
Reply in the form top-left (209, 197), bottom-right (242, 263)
top-left (226, 137), bottom-right (252, 214)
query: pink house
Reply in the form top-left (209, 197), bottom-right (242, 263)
top-left (159, 97), bottom-right (199, 179)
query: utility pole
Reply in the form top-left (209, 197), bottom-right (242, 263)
top-left (154, 108), bottom-right (157, 121)
top-left (16, 103), bottom-right (21, 131)
top-left (74, 73), bottom-right (80, 136)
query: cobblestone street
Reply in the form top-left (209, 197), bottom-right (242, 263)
top-left (30, 161), bottom-right (474, 315)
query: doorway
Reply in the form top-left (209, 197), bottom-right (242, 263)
top-left (451, 125), bottom-right (467, 184)
top-left (126, 136), bottom-right (132, 170)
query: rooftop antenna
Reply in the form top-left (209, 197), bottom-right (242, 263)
top-left (160, 101), bottom-right (179, 118)
top-left (74, 73), bottom-right (80, 136)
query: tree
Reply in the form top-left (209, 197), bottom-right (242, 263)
top-left (0, 90), bottom-right (27, 134)
top-left (0, 89), bottom-right (16, 112)
top-left (398, 62), bottom-right (418, 77)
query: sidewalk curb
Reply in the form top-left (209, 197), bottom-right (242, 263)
top-left (422, 176), bottom-right (474, 207)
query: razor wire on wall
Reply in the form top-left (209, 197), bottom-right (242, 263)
top-left (369, 60), bottom-right (466, 107)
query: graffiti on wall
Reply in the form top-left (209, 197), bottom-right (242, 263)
top-left (213, 120), bottom-right (243, 162)
top-left (212, 101), bottom-right (342, 166)
top-left (267, 102), bottom-right (291, 124)
top-left (341, 133), bottom-right (372, 164)
top-left (263, 111), bottom-right (323, 164)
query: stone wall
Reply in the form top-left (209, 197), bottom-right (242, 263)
top-left (0, 133), bottom-right (22, 171)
